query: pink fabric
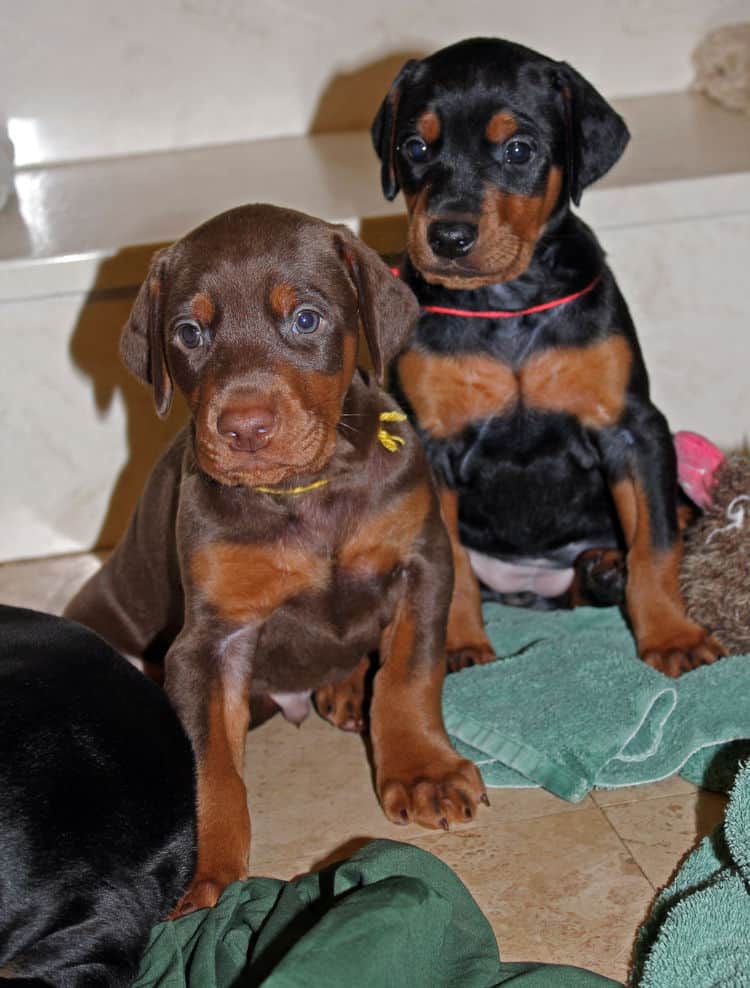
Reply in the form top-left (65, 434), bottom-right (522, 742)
top-left (674, 431), bottom-right (725, 510)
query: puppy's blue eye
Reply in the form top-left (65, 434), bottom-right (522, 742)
top-left (504, 140), bottom-right (533, 165)
top-left (177, 321), bottom-right (203, 348)
top-left (402, 137), bottom-right (429, 163)
top-left (293, 309), bottom-right (320, 334)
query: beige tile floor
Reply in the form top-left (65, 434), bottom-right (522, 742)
top-left (0, 553), bottom-right (728, 984)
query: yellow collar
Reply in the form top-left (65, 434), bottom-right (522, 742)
top-left (253, 411), bottom-right (408, 497)
top-left (253, 477), bottom-right (331, 496)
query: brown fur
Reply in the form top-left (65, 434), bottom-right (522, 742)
top-left (409, 167), bottom-right (563, 289)
top-left (191, 542), bottom-right (329, 624)
top-left (611, 479), bottom-right (723, 676)
top-left (269, 282), bottom-right (297, 318)
top-left (439, 489), bottom-right (495, 669)
top-left (191, 292), bottom-right (215, 324)
top-left (682, 453), bottom-right (750, 654)
top-left (398, 349), bottom-right (517, 438)
top-left (339, 482), bottom-right (432, 575)
top-left (417, 110), bottom-right (441, 143)
top-left (64, 204), bottom-right (487, 918)
top-left (523, 334), bottom-right (631, 427)
top-left (485, 111), bottom-right (516, 144)
top-left (398, 334), bottom-right (630, 439)
top-left (189, 689), bottom-right (251, 897)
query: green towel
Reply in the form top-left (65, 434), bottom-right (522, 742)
top-left (631, 761), bottom-right (750, 986)
top-left (442, 604), bottom-right (750, 801)
top-left (134, 839), bottom-right (621, 987)
top-left (680, 739), bottom-right (750, 793)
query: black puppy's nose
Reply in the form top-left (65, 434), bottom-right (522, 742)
top-left (217, 405), bottom-right (276, 453)
top-left (427, 221), bottom-right (478, 259)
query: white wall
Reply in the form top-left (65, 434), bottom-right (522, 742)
top-left (2, 167), bottom-right (747, 563)
top-left (1, 1), bottom-right (748, 562)
top-left (2, 0), bottom-right (747, 166)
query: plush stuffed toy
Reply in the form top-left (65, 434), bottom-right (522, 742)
top-left (693, 22), bottom-right (750, 115)
top-left (677, 432), bottom-right (750, 656)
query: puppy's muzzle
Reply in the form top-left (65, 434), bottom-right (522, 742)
top-left (217, 402), bottom-right (277, 454)
top-left (427, 220), bottom-right (478, 259)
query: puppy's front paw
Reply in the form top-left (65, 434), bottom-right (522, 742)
top-left (378, 749), bottom-right (488, 830)
top-left (313, 657), bottom-right (370, 732)
top-left (641, 623), bottom-right (726, 677)
top-left (572, 548), bottom-right (626, 607)
top-left (169, 877), bottom-right (228, 918)
top-left (446, 640), bottom-right (495, 672)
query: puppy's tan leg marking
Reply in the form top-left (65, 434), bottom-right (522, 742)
top-left (612, 478), bottom-right (725, 676)
top-left (170, 679), bottom-right (251, 917)
top-left (371, 600), bottom-right (487, 830)
top-left (439, 489), bottom-right (496, 671)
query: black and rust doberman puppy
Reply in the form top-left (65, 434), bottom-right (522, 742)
top-left (372, 37), bottom-right (725, 678)
top-left (65, 204), bottom-right (487, 916)
top-left (0, 605), bottom-right (195, 986)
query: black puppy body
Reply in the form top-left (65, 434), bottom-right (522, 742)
top-left (374, 38), bottom-right (724, 675)
top-left (401, 215), bottom-right (644, 566)
top-left (0, 606), bottom-right (195, 987)
top-left (378, 37), bottom-right (635, 556)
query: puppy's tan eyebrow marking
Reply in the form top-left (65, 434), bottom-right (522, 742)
top-left (417, 110), bottom-right (441, 143)
top-left (485, 111), bottom-right (517, 144)
top-left (269, 283), bottom-right (298, 318)
top-left (191, 293), bottom-right (215, 324)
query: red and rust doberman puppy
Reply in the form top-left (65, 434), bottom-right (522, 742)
top-left (65, 204), bottom-right (487, 916)
top-left (371, 37), bottom-right (725, 677)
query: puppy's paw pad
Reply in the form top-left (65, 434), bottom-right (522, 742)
top-left (379, 756), bottom-right (486, 830)
top-left (642, 627), bottom-right (727, 677)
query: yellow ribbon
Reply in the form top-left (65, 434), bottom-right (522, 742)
top-left (377, 410), bottom-right (407, 453)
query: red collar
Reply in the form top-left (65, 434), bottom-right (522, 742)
top-left (391, 269), bottom-right (601, 319)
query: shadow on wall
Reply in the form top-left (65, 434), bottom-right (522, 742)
top-left (308, 50), bottom-right (425, 134)
top-left (309, 51), bottom-right (423, 257)
top-left (69, 246), bottom-right (188, 551)
top-left (68, 50), bottom-right (430, 553)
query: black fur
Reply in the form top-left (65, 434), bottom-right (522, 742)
top-left (395, 246), bottom-right (681, 565)
top-left (0, 606), bottom-right (196, 987)
top-left (371, 38), bottom-right (726, 676)
top-left (374, 37), bottom-right (679, 567)
top-left (371, 38), bottom-right (629, 207)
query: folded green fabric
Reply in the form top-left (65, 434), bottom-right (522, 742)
top-left (133, 839), bottom-right (621, 987)
top-left (631, 761), bottom-right (750, 986)
top-left (680, 739), bottom-right (750, 793)
top-left (442, 604), bottom-right (750, 801)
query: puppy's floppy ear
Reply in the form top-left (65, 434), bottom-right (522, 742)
top-left (120, 246), bottom-right (174, 418)
top-left (556, 62), bottom-right (630, 207)
top-left (371, 59), bottom-right (420, 201)
top-left (335, 228), bottom-right (419, 384)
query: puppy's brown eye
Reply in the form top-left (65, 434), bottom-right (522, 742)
top-left (292, 309), bottom-right (320, 334)
top-left (402, 137), bottom-right (429, 163)
top-left (176, 321), bottom-right (203, 349)
top-left (504, 140), bottom-right (533, 165)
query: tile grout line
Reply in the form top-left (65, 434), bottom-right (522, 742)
top-left (592, 798), bottom-right (658, 894)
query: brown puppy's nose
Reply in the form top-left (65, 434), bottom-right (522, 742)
top-left (217, 405), bottom-right (276, 453)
